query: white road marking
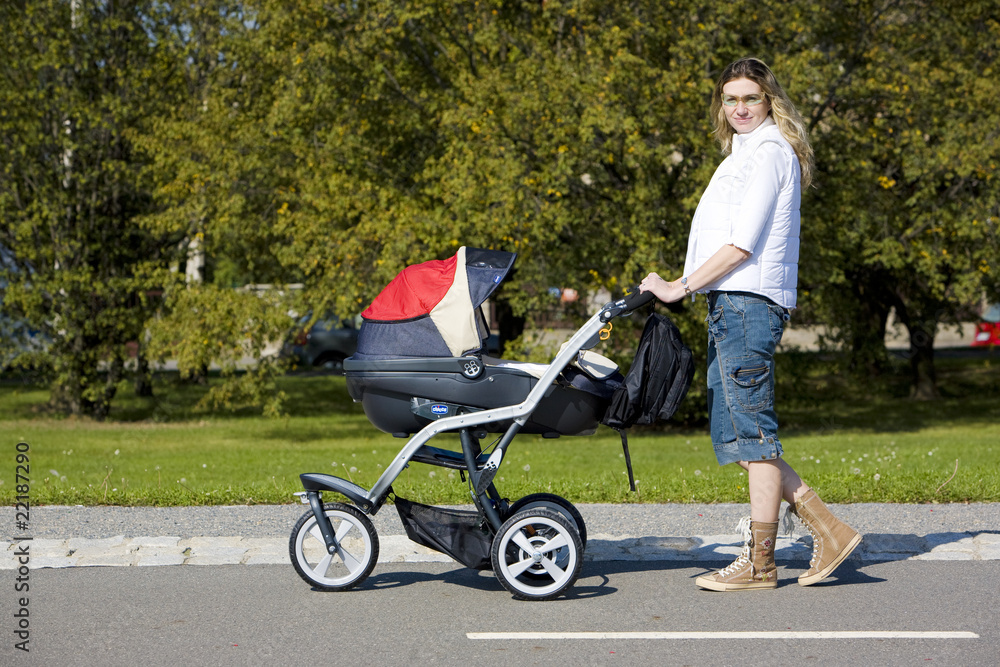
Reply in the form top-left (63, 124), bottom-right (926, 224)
top-left (467, 631), bottom-right (979, 640)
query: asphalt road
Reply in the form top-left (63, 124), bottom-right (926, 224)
top-left (5, 559), bottom-right (997, 666)
top-left (4, 502), bottom-right (998, 665)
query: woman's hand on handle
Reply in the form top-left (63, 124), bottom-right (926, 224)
top-left (641, 244), bottom-right (752, 305)
top-left (639, 272), bottom-right (686, 304)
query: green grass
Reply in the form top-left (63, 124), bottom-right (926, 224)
top-left (1, 352), bottom-right (998, 506)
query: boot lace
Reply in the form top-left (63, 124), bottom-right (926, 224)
top-left (718, 516), bottom-right (753, 576)
top-left (786, 505), bottom-right (819, 567)
top-left (781, 506), bottom-right (795, 536)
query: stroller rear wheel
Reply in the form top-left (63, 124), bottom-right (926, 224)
top-left (506, 493), bottom-right (587, 553)
top-left (290, 502), bottom-right (379, 591)
top-left (491, 508), bottom-right (583, 601)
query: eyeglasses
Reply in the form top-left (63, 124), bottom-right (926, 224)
top-left (721, 93), bottom-right (766, 107)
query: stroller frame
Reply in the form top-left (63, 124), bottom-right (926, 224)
top-left (290, 288), bottom-right (653, 600)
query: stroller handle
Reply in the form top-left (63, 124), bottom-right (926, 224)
top-left (600, 284), bottom-right (656, 322)
top-left (622, 284), bottom-right (657, 310)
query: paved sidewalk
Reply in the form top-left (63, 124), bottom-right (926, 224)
top-left (4, 503), bottom-right (998, 569)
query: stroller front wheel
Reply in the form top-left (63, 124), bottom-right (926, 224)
top-left (491, 508), bottom-right (583, 601)
top-left (290, 502), bottom-right (379, 591)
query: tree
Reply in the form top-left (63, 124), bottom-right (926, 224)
top-left (5, 0), bottom-right (996, 419)
top-left (0, 0), bottom-right (186, 418)
top-left (220, 1), bottom-right (721, 347)
top-left (797, 0), bottom-right (1000, 397)
top-left (131, 0), bottom-right (294, 412)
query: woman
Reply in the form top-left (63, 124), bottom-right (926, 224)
top-left (640, 57), bottom-right (861, 591)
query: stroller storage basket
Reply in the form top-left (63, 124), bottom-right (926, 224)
top-left (395, 496), bottom-right (493, 570)
top-left (345, 357), bottom-right (608, 437)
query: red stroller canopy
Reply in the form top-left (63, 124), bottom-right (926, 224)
top-left (361, 254), bottom-right (461, 321)
top-left (355, 247), bottom-right (516, 359)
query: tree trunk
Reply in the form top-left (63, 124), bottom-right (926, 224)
top-left (53, 335), bottom-right (89, 416)
top-left (907, 323), bottom-right (939, 400)
top-left (54, 365), bottom-right (84, 416)
top-left (848, 299), bottom-right (891, 376)
top-left (134, 347), bottom-right (154, 397)
top-left (91, 354), bottom-right (124, 421)
top-left (182, 363), bottom-right (210, 386)
top-left (846, 273), bottom-right (893, 376)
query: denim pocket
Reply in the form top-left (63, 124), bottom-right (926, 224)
top-left (707, 303), bottom-right (727, 343)
top-left (767, 304), bottom-right (789, 346)
top-left (727, 357), bottom-right (772, 411)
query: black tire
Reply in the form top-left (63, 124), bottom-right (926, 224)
top-left (314, 353), bottom-right (347, 375)
top-left (507, 493), bottom-right (587, 552)
top-left (491, 508), bottom-right (583, 601)
top-left (289, 503), bottom-right (378, 591)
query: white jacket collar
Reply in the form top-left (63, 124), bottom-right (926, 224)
top-left (732, 116), bottom-right (777, 158)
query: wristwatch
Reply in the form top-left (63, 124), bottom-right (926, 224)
top-left (681, 277), bottom-right (691, 295)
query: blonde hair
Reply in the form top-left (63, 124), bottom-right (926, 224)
top-left (710, 57), bottom-right (814, 188)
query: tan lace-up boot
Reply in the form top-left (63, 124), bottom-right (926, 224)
top-left (790, 489), bottom-right (862, 586)
top-left (696, 518), bottom-right (778, 591)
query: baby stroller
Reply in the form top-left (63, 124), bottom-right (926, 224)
top-left (289, 247), bottom-right (687, 600)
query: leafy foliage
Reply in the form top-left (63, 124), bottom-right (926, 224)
top-left (0, 0), bottom-right (187, 418)
top-left (797, 1), bottom-right (1000, 397)
top-left (2, 0), bottom-right (998, 419)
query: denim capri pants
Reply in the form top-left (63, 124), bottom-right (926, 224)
top-left (706, 291), bottom-right (790, 466)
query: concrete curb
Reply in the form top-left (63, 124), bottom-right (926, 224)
top-left (5, 529), bottom-right (999, 570)
top-left (7, 503), bottom-right (998, 569)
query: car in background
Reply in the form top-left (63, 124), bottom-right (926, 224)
top-left (0, 318), bottom-right (50, 372)
top-left (283, 314), bottom-right (361, 374)
top-left (972, 303), bottom-right (1000, 347)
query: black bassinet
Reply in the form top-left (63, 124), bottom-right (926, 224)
top-left (344, 247), bottom-right (622, 438)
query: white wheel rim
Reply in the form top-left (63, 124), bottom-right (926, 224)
top-left (294, 510), bottom-right (373, 587)
top-left (496, 515), bottom-right (578, 597)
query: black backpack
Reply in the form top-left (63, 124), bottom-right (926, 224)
top-left (603, 312), bottom-right (694, 428)
top-left (601, 312), bottom-right (694, 489)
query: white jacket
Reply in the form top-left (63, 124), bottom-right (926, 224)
top-left (682, 117), bottom-right (801, 309)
